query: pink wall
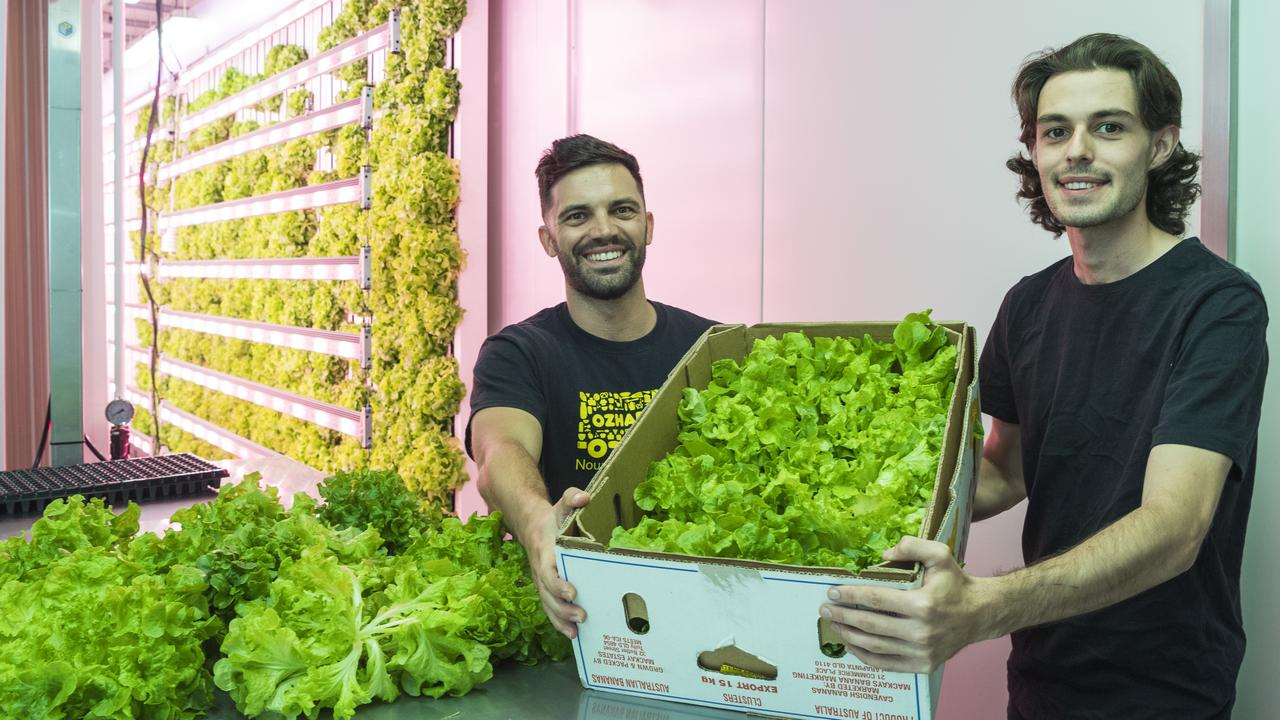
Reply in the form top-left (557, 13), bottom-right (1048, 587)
top-left (484, 0), bottom-right (763, 333)
top-left (569, 0), bottom-right (764, 326)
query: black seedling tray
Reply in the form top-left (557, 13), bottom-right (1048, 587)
top-left (0, 453), bottom-right (228, 517)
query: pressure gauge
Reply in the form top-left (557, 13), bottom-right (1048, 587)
top-left (106, 398), bottom-right (135, 426)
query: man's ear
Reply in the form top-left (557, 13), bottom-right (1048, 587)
top-left (644, 211), bottom-right (654, 247)
top-left (1150, 125), bottom-right (1179, 169)
top-left (538, 225), bottom-right (558, 258)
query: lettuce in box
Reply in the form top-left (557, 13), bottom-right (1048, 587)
top-left (610, 311), bottom-right (957, 572)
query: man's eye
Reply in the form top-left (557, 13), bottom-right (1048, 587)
top-left (615, 207), bottom-right (637, 217)
top-left (565, 212), bottom-right (586, 223)
top-left (1097, 122), bottom-right (1123, 134)
top-left (1043, 127), bottom-right (1068, 141)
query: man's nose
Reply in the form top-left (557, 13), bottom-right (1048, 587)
top-left (1065, 127), bottom-right (1094, 164)
top-left (584, 210), bottom-right (615, 239)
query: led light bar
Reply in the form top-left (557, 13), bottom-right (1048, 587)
top-left (121, 385), bottom-right (283, 460)
top-left (162, 402), bottom-right (286, 460)
top-left (131, 432), bottom-right (154, 456)
top-left (112, 176), bottom-right (363, 233)
top-left (103, 76), bottom-right (178, 124)
top-left (158, 97), bottom-right (366, 182)
top-left (181, 20), bottom-right (396, 138)
top-left (178, 0), bottom-right (334, 90)
top-left (125, 345), bottom-right (367, 440)
top-left (122, 303), bottom-right (369, 364)
top-left (155, 256), bottom-right (363, 281)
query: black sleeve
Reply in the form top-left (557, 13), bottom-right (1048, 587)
top-left (1151, 284), bottom-right (1270, 478)
top-left (464, 333), bottom-right (547, 460)
top-left (979, 290), bottom-right (1020, 424)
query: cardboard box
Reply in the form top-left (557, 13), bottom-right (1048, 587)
top-left (555, 322), bottom-right (980, 720)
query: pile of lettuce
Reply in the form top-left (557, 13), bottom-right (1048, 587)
top-left (0, 469), bottom-right (567, 719)
top-left (609, 311), bottom-right (958, 572)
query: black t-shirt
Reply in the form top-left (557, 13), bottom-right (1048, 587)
top-left (466, 301), bottom-right (717, 502)
top-left (980, 238), bottom-right (1269, 720)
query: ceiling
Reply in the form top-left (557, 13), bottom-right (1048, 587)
top-left (101, 0), bottom-right (190, 73)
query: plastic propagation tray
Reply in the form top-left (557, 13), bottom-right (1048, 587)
top-left (0, 453), bottom-right (228, 516)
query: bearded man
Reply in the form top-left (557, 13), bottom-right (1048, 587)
top-left (467, 134), bottom-right (717, 639)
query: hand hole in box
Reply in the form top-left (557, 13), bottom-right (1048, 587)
top-left (817, 616), bottom-right (847, 658)
top-left (696, 644), bottom-right (778, 681)
top-left (622, 592), bottom-right (649, 634)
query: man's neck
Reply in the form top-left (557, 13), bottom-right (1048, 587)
top-left (565, 282), bottom-right (657, 341)
top-left (1065, 209), bottom-right (1181, 285)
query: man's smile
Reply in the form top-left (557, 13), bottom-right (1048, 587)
top-left (1057, 175), bottom-right (1109, 196)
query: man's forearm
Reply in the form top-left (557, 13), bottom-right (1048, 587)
top-left (974, 502), bottom-right (1199, 641)
top-left (477, 441), bottom-right (553, 547)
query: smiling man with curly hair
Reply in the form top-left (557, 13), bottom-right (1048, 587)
top-left (823, 33), bottom-right (1269, 720)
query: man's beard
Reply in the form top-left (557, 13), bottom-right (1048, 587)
top-left (558, 236), bottom-right (647, 300)
top-left (1044, 167), bottom-right (1147, 230)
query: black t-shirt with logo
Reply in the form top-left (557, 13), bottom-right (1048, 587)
top-left (466, 301), bottom-right (717, 502)
top-left (980, 238), bottom-right (1269, 720)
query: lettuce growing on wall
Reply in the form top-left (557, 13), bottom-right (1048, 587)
top-left (132, 0), bottom-right (469, 502)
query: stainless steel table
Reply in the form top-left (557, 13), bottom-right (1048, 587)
top-left (204, 659), bottom-right (750, 719)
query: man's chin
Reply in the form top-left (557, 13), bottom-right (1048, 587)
top-left (575, 284), bottom-right (635, 301)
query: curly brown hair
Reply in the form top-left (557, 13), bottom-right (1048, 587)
top-left (1007, 33), bottom-right (1201, 237)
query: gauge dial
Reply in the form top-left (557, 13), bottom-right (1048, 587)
top-left (106, 398), bottom-right (135, 426)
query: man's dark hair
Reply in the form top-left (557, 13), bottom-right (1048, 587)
top-left (535, 134), bottom-right (645, 215)
top-left (1007, 33), bottom-right (1200, 237)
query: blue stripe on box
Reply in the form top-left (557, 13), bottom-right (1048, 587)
top-left (560, 552), bottom-right (700, 572)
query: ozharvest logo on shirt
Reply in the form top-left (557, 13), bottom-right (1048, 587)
top-left (576, 389), bottom-right (657, 470)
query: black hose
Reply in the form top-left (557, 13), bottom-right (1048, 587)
top-left (31, 397), bottom-right (51, 468)
top-left (84, 434), bottom-right (107, 462)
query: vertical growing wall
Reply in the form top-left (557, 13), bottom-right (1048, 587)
top-left (118, 0), bottom-right (468, 504)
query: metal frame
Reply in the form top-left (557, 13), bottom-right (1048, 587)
top-left (102, 0), bottom-right (404, 459)
top-left (158, 97), bottom-right (366, 181)
top-left (180, 21), bottom-right (395, 138)
top-left (49, 0), bottom-right (84, 466)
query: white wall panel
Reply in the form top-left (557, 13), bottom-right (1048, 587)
top-left (1234, 0), bottom-right (1280, 713)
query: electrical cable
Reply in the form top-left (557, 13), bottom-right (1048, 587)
top-left (84, 434), bottom-right (108, 462)
top-left (137, 0), bottom-right (167, 455)
top-left (31, 397), bottom-right (51, 468)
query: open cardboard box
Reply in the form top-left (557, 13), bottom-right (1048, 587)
top-left (555, 321), bottom-right (980, 720)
